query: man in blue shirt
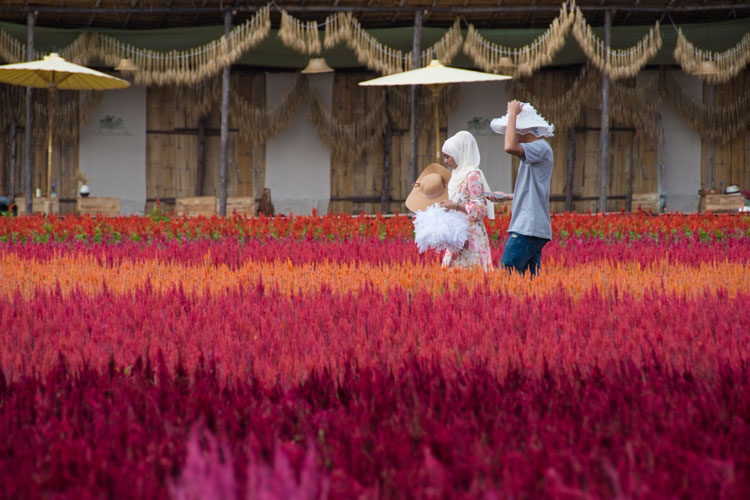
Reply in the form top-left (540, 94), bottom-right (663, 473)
top-left (489, 100), bottom-right (555, 276)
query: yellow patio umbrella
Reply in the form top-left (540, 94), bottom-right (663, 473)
top-left (360, 59), bottom-right (511, 162)
top-left (0, 52), bottom-right (130, 198)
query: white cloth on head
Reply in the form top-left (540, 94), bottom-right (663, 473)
top-left (441, 130), bottom-right (495, 220)
top-left (490, 102), bottom-right (554, 137)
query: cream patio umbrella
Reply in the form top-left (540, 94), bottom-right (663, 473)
top-left (0, 52), bottom-right (130, 199)
top-left (360, 59), bottom-right (511, 162)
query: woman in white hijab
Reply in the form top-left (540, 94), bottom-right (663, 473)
top-left (438, 130), bottom-right (494, 270)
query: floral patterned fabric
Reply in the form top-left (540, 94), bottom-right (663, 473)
top-left (442, 170), bottom-right (492, 270)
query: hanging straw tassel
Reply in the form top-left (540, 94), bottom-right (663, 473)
top-left (463, 2), bottom-right (573, 76)
top-left (308, 87), bottom-right (388, 164)
top-left (660, 69), bottom-right (750, 143)
top-left (509, 65), bottom-right (600, 131)
top-left (323, 11), bottom-right (407, 74)
top-left (571, 5), bottom-right (662, 80)
top-left (278, 10), bottom-right (323, 55)
top-left (408, 18), bottom-right (464, 68)
top-left (674, 29), bottom-right (750, 83)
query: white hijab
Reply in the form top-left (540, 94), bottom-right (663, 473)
top-left (441, 131), bottom-right (494, 220)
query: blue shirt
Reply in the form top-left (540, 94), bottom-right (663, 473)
top-left (508, 140), bottom-right (553, 240)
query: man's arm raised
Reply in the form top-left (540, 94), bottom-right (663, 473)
top-left (504, 100), bottom-right (525, 159)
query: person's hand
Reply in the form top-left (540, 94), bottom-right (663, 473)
top-left (440, 200), bottom-right (466, 213)
top-left (507, 100), bottom-right (523, 116)
top-left (485, 191), bottom-right (510, 202)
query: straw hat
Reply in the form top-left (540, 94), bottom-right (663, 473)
top-left (405, 163), bottom-right (452, 212)
top-left (490, 102), bottom-right (554, 137)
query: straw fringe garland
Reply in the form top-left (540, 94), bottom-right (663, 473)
top-left (2, 4), bottom-right (749, 84)
top-left (674, 29), bottom-right (750, 83)
top-left (509, 65), bottom-right (599, 131)
top-left (463, 2), bottom-right (573, 76)
top-left (324, 12), bottom-right (409, 74)
top-left (510, 66), bottom-right (750, 142)
top-left (571, 5), bottom-right (662, 80)
top-left (278, 10), bottom-right (322, 55)
top-left (0, 83), bottom-right (102, 138)
top-left (660, 71), bottom-right (750, 143)
top-left (417, 18), bottom-right (464, 67)
top-left (308, 87), bottom-right (388, 164)
top-left (0, 7), bottom-right (271, 86)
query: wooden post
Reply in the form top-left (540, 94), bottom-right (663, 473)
top-left (8, 123), bottom-right (17, 197)
top-left (408, 9), bottom-right (422, 185)
top-left (381, 89), bottom-right (392, 214)
top-left (598, 10), bottom-right (611, 213)
top-left (565, 126), bottom-right (575, 211)
top-left (706, 83), bottom-right (715, 191)
top-left (23, 11), bottom-right (35, 214)
top-left (218, 9), bottom-right (232, 216)
top-left (196, 116), bottom-right (206, 196)
top-left (625, 134), bottom-right (633, 212)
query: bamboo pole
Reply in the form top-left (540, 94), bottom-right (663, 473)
top-left (625, 136), bottom-right (633, 212)
top-left (45, 85), bottom-right (56, 201)
top-left (565, 126), bottom-right (575, 211)
top-left (381, 88), bottom-right (392, 214)
top-left (196, 116), bottom-right (206, 196)
top-left (7, 123), bottom-right (17, 198)
top-left (598, 10), bottom-right (611, 213)
top-left (23, 11), bottom-right (35, 215)
top-left (408, 9), bottom-right (422, 185)
top-left (218, 9), bottom-right (231, 216)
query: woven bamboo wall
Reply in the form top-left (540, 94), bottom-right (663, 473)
top-left (145, 72), bottom-right (264, 214)
top-left (0, 119), bottom-right (80, 214)
top-left (701, 71), bottom-right (750, 193)
top-left (328, 72), bottom-right (447, 215)
top-left (510, 71), bottom-right (658, 214)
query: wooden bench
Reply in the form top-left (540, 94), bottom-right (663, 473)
top-left (14, 197), bottom-right (60, 215)
top-left (699, 194), bottom-right (745, 213)
top-left (631, 192), bottom-right (660, 213)
top-left (76, 197), bottom-right (120, 216)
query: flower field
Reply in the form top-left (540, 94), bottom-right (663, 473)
top-left (1, 212), bottom-right (750, 499)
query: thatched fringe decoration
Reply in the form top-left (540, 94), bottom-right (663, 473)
top-left (232, 75), bottom-right (310, 143)
top-left (571, 5), bottom-right (662, 80)
top-left (610, 76), bottom-right (663, 138)
top-left (308, 88), bottom-right (388, 164)
top-left (278, 10), bottom-right (322, 55)
top-left (323, 12), bottom-right (408, 74)
top-left (509, 65), bottom-right (599, 131)
top-left (388, 85), bottom-right (461, 131)
top-left (96, 6), bottom-right (271, 86)
top-left (176, 78), bottom-right (221, 124)
top-left (416, 18), bottom-right (464, 67)
top-left (462, 3), bottom-right (573, 76)
top-left (660, 70), bottom-right (750, 143)
top-left (674, 29), bottom-right (750, 83)
top-left (0, 84), bottom-right (102, 138)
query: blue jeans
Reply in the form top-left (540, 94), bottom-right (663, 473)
top-left (500, 232), bottom-right (549, 276)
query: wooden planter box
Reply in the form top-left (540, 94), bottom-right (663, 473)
top-left (14, 197), bottom-right (60, 215)
top-left (631, 193), bottom-right (660, 213)
top-left (223, 197), bottom-right (255, 216)
top-left (76, 197), bottom-right (120, 216)
top-left (699, 194), bottom-right (745, 213)
top-left (175, 196), bottom-right (216, 217)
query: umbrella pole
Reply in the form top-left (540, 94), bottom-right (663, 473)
top-left (46, 85), bottom-right (56, 200)
top-left (430, 85), bottom-right (444, 163)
